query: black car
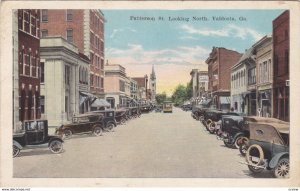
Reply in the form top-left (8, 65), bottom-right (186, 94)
top-left (13, 120), bottom-right (64, 157)
top-left (191, 99), bottom-right (212, 120)
top-left (218, 115), bottom-right (246, 149)
top-left (115, 108), bottom-right (127, 125)
top-left (90, 109), bottom-right (117, 131)
top-left (55, 113), bottom-right (104, 139)
top-left (242, 117), bottom-right (289, 178)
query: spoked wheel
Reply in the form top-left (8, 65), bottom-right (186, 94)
top-left (208, 122), bottom-right (216, 134)
top-left (13, 145), bottom-right (20, 158)
top-left (105, 122), bottom-right (116, 132)
top-left (120, 118), bottom-right (126, 125)
top-left (239, 137), bottom-right (249, 156)
top-left (49, 140), bottom-right (63, 154)
top-left (234, 135), bottom-right (245, 149)
top-left (273, 157), bottom-right (289, 178)
top-left (93, 126), bottom-right (103, 136)
top-left (246, 144), bottom-right (265, 174)
top-left (205, 119), bottom-right (213, 131)
top-left (63, 129), bottom-right (72, 139)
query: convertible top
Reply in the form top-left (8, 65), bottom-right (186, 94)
top-left (245, 116), bottom-right (289, 134)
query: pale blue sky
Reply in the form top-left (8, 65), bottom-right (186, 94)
top-left (102, 10), bottom-right (285, 94)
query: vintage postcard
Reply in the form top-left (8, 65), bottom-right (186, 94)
top-left (0, 0), bottom-right (300, 188)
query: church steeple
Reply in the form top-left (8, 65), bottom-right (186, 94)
top-left (151, 64), bottom-right (156, 80)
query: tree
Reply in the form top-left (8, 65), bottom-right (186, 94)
top-left (155, 92), bottom-right (167, 105)
top-left (171, 84), bottom-right (187, 106)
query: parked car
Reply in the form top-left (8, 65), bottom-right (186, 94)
top-left (13, 120), bottom-right (64, 157)
top-left (55, 113), bottom-right (104, 139)
top-left (191, 99), bottom-right (212, 120)
top-left (204, 110), bottom-right (242, 134)
top-left (218, 115), bottom-right (246, 149)
top-left (90, 109), bottom-right (117, 131)
top-left (140, 105), bottom-right (152, 113)
top-left (115, 108), bottom-right (127, 125)
top-left (155, 105), bottom-right (163, 112)
top-left (129, 106), bottom-right (141, 118)
top-left (242, 117), bottom-right (289, 178)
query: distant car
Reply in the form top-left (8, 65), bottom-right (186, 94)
top-left (55, 113), bottom-right (104, 139)
top-left (243, 117), bottom-right (289, 178)
top-left (13, 120), bottom-right (64, 157)
top-left (155, 105), bottom-right (163, 112)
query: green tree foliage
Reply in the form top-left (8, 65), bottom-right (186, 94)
top-left (155, 92), bottom-right (167, 105)
top-left (171, 84), bottom-right (187, 106)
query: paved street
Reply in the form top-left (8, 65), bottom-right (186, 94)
top-left (14, 107), bottom-right (273, 178)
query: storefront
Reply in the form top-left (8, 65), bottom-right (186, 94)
top-left (257, 89), bottom-right (272, 117)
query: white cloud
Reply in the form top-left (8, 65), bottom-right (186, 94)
top-left (105, 44), bottom-right (210, 66)
top-left (109, 28), bottom-right (137, 39)
top-left (181, 24), bottom-right (263, 41)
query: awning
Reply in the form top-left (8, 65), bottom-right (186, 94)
top-left (220, 97), bottom-right (231, 104)
top-left (91, 98), bottom-right (111, 107)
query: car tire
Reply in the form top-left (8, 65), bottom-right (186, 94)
top-left (49, 140), bottom-right (63, 154)
top-left (63, 129), bottom-right (72, 139)
top-left (234, 135), bottom-right (245, 149)
top-left (13, 145), bottom-right (20, 158)
top-left (205, 119), bottom-right (212, 131)
top-left (105, 122), bottom-right (115, 132)
top-left (93, 126), bottom-right (103, 136)
top-left (208, 122), bottom-right (216, 134)
top-left (121, 118), bottom-right (126, 125)
top-left (273, 157), bottom-right (289, 178)
top-left (246, 144), bottom-right (264, 167)
top-left (238, 137), bottom-right (249, 156)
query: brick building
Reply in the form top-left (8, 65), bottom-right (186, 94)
top-left (132, 75), bottom-right (148, 101)
top-left (13, 10), bottom-right (41, 132)
top-left (206, 47), bottom-right (242, 110)
top-left (40, 9), bottom-right (105, 98)
top-left (272, 10), bottom-right (289, 121)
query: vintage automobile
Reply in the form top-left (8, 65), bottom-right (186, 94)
top-left (140, 104), bottom-right (152, 113)
top-left (191, 99), bottom-right (212, 120)
top-left (163, 101), bottom-right (173, 113)
top-left (13, 120), bottom-right (64, 157)
top-left (218, 115), bottom-right (246, 149)
top-left (55, 113), bottom-right (104, 139)
top-left (242, 117), bottom-right (289, 178)
top-left (205, 110), bottom-right (243, 134)
top-left (115, 108), bottom-right (127, 125)
top-left (129, 106), bottom-right (141, 118)
top-left (155, 105), bottom-right (163, 112)
top-left (90, 109), bottom-right (117, 131)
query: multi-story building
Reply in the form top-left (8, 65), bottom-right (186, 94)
top-left (40, 37), bottom-right (90, 127)
top-left (231, 46), bottom-right (256, 115)
top-left (104, 62), bottom-right (130, 108)
top-left (206, 47), bottom-right (242, 110)
top-left (132, 75), bottom-right (148, 101)
top-left (13, 10), bottom-right (41, 132)
top-left (255, 36), bottom-right (273, 117)
top-left (272, 10), bottom-right (289, 121)
top-left (190, 69), bottom-right (199, 98)
top-left (149, 65), bottom-right (156, 102)
top-left (130, 78), bottom-right (139, 100)
top-left (40, 9), bottom-right (105, 99)
top-left (190, 69), bottom-right (208, 105)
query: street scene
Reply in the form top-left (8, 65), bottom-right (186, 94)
top-left (14, 107), bottom-right (274, 178)
top-left (12, 9), bottom-right (289, 178)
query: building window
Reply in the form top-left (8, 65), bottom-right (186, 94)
top-left (20, 50), bottom-right (24, 75)
top-left (119, 80), bottom-right (125, 92)
top-left (36, 57), bottom-right (39, 78)
top-left (65, 96), bottom-right (69, 113)
top-left (30, 15), bottom-right (36, 36)
top-left (66, 29), bottom-right (73, 43)
top-left (23, 11), bottom-right (30, 33)
top-left (27, 52), bottom-right (31, 76)
top-left (40, 62), bottom-right (44, 83)
top-left (90, 52), bottom-right (94, 65)
top-left (90, 74), bottom-right (94, 86)
top-left (40, 95), bottom-right (45, 114)
top-left (285, 49), bottom-right (289, 74)
top-left (248, 67), bottom-right (256, 85)
top-left (100, 59), bottom-right (104, 70)
top-left (41, 30), bottom-right (48, 38)
top-left (101, 78), bottom-right (103, 88)
top-left (65, 65), bottom-right (70, 85)
top-left (66, 10), bottom-right (73, 21)
top-left (41, 10), bottom-right (48, 22)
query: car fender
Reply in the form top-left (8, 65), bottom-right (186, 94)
top-left (233, 132), bottom-right (245, 140)
top-left (48, 137), bottom-right (64, 146)
top-left (13, 140), bottom-right (23, 149)
top-left (269, 152), bottom-right (289, 169)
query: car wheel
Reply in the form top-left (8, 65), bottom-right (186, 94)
top-left (121, 118), bottom-right (126, 125)
top-left (223, 140), bottom-right (234, 148)
top-left (105, 122), bottom-right (115, 132)
top-left (246, 144), bottom-right (264, 167)
top-left (13, 145), bottom-right (20, 158)
top-left (234, 135), bottom-right (245, 149)
top-left (63, 129), bottom-right (72, 139)
top-left (49, 140), bottom-right (63, 154)
top-left (205, 119), bottom-right (212, 131)
top-left (93, 126), bottom-right (103, 136)
top-left (273, 157), bottom-right (289, 178)
top-left (238, 137), bottom-right (249, 155)
top-left (208, 122), bottom-right (216, 134)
